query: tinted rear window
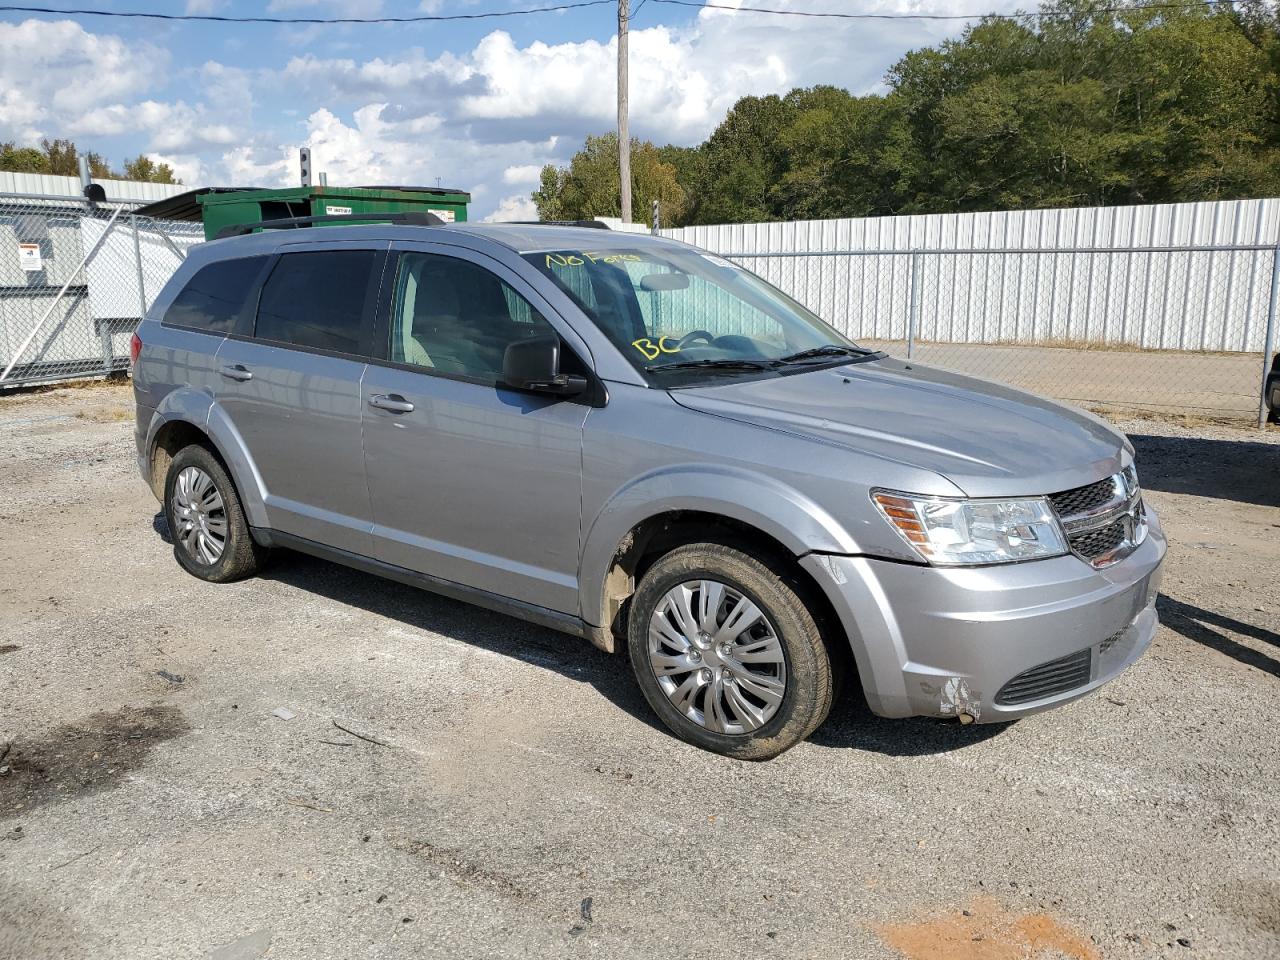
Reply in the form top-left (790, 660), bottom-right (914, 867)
top-left (163, 256), bottom-right (267, 334)
top-left (255, 250), bottom-right (377, 354)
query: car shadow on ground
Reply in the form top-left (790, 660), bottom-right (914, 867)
top-left (154, 512), bottom-right (1012, 757)
top-left (1129, 432), bottom-right (1280, 508)
top-left (1157, 594), bottom-right (1280, 679)
top-left (261, 558), bottom-right (1005, 757)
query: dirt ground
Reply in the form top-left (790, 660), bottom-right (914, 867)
top-left (0, 380), bottom-right (1277, 960)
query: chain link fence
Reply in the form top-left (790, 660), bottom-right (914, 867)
top-left (712, 246), bottom-right (1277, 427)
top-left (0, 194), bottom-right (203, 389)
top-left (663, 203), bottom-right (1280, 428)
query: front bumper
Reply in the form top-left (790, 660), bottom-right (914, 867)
top-left (802, 508), bottom-right (1166, 722)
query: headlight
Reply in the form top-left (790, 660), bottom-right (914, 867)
top-left (872, 490), bottom-right (1068, 565)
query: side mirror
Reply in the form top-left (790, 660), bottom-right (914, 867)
top-left (502, 335), bottom-right (588, 397)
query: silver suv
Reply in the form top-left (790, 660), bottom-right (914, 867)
top-left (132, 219), bottom-right (1166, 759)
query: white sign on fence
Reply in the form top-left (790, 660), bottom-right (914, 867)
top-left (17, 242), bottom-right (41, 271)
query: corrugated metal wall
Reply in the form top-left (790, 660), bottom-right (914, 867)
top-left (660, 199), bottom-right (1280, 352)
top-left (0, 171), bottom-right (189, 204)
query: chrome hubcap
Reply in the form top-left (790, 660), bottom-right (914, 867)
top-left (172, 466), bottom-right (227, 565)
top-left (647, 579), bottom-right (787, 735)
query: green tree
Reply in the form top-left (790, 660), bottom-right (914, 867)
top-left (531, 133), bottom-right (685, 226)
top-left (539, 0), bottom-right (1280, 226)
top-left (123, 154), bottom-right (179, 184)
top-left (86, 152), bottom-right (115, 179)
top-left (687, 94), bottom-right (795, 224)
top-left (0, 142), bottom-right (48, 173)
top-left (40, 138), bottom-right (80, 177)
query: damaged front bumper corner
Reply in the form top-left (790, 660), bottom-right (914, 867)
top-left (801, 509), bottom-right (1166, 723)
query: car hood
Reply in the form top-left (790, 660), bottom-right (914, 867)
top-left (668, 357), bottom-right (1129, 497)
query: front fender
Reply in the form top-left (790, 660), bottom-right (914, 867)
top-left (144, 388), bottom-right (269, 529)
top-left (578, 463), bottom-right (860, 628)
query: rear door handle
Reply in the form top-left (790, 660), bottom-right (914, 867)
top-left (219, 363), bottom-right (253, 382)
top-left (368, 393), bottom-right (415, 413)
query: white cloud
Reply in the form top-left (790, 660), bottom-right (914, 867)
top-left (455, 26), bottom-right (782, 144)
top-left (483, 194), bottom-right (538, 222)
top-left (280, 50), bottom-right (475, 104)
top-left (146, 152), bottom-right (206, 185)
top-left (266, 0), bottom-right (1014, 156)
top-left (65, 100), bottom-right (239, 153)
top-left (502, 164), bottom-right (543, 185)
top-left (222, 144), bottom-right (295, 186)
top-left (2, 1), bottom-right (1024, 219)
top-left (0, 19), bottom-right (166, 142)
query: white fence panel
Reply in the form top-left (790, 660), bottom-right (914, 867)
top-left (660, 199), bottom-right (1280, 352)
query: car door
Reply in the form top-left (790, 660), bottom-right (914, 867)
top-left (361, 243), bottom-right (591, 615)
top-left (213, 241), bottom-right (386, 556)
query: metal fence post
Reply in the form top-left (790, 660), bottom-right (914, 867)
top-left (131, 215), bottom-right (148, 319)
top-left (1260, 245), bottom-right (1280, 429)
top-left (907, 251), bottom-right (921, 359)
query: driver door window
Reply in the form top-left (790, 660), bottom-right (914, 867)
top-left (389, 253), bottom-right (557, 383)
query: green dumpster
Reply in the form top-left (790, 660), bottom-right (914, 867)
top-left (195, 185), bottom-right (470, 240)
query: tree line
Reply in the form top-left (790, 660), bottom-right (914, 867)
top-left (533, 0), bottom-right (1280, 226)
top-left (0, 138), bottom-right (180, 184)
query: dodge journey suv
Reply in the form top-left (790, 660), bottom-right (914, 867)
top-left (133, 217), bottom-right (1166, 759)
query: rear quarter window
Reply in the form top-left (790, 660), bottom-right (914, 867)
top-left (163, 256), bottom-right (269, 334)
top-left (254, 250), bottom-right (377, 355)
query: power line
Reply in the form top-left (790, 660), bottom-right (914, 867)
top-left (0, 0), bottom-right (1232, 27)
top-left (0, 1), bottom-right (613, 24)
top-left (647, 0), bottom-right (1229, 21)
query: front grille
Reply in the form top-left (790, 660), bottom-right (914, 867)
top-left (995, 648), bottom-right (1093, 705)
top-left (1047, 471), bottom-right (1144, 567)
top-left (1069, 517), bottom-right (1127, 561)
top-left (1049, 477), bottom-right (1117, 516)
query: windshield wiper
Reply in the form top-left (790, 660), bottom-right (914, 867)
top-left (775, 344), bottom-right (873, 365)
top-left (650, 358), bottom-right (777, 373)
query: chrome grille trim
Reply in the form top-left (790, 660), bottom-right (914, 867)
top-left (1049, 468), bottom-right (1146, 567)
top-left (1048, 477), bottom-right (1117, 517)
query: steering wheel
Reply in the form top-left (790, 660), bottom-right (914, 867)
top-left (676, 330), bottom-right (717, 349)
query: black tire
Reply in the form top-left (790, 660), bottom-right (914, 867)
top-left (163, 444), bottom-right (266, 583)
top-left (627, 543), bottom-right (834, 760)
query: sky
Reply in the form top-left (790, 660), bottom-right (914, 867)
top-left (0, 0), bottom-right (1019, 220)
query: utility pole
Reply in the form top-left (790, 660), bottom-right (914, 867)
top-left (617, 0), bottom-right (631, 223)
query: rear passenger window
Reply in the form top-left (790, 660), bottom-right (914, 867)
top-left (255, 250), bottom-right (377, 354)
top-left (163, 256), bottom-right (267, 334)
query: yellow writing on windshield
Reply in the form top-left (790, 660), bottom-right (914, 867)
top-left (631, 336), bottom-right (681, 361)
top-left (545, 251), bottom-right (643, 269)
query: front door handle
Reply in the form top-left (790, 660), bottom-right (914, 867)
top-left (368, 393), bottom-right (415, 413)
top-left (219, 363), bottom-right (253, 382)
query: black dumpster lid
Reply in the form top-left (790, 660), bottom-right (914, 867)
top-left (133, 187), bottom-right (267, 222)
top-left (355, 185), bottom-right (471, 198)
top-left (136, 184), bottom-right (471, 222)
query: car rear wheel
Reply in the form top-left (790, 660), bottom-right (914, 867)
top-left (627, 543), bottom-right (834, 760)
top-left (164, 445), bottom-right (266, 583)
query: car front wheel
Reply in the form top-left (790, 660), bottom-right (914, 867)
top-left (627, 543), bottom-right (834, 760)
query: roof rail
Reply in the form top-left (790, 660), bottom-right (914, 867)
top-left (508, 220), bottom-right (611, 230)
top-left (214, 210), bottom-right (446, 240)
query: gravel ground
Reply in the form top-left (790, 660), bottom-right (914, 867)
top-left (862, 339), bottom-right (1265, 420)
top-left (0, 381), bottom-right (1277, 960)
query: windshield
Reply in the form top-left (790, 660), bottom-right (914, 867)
top-left (521, 245), bottom-right (869, 383)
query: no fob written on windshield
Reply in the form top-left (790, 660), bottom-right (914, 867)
top-left (544, 252), bottom-right (642, 268)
